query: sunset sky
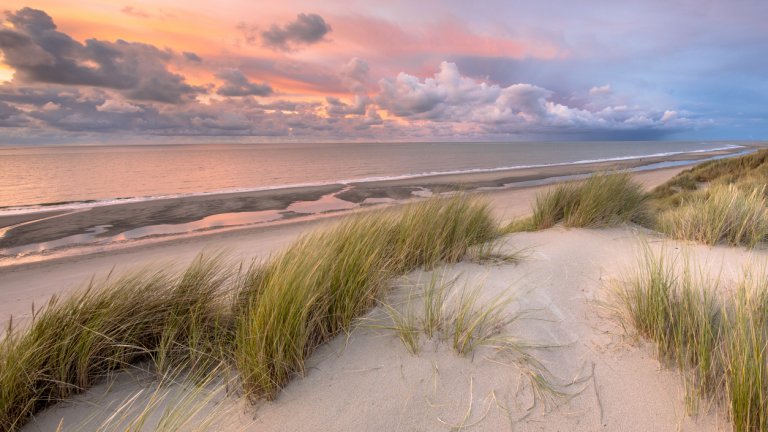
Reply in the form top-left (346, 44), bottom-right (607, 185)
top-left (0, 1), bottom-right (766, 144)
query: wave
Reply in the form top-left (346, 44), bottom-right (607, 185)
top-left (0, 144), bottom-right (744, 216)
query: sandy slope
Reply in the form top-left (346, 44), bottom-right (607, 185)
top-left (23, 224), bottom-right (768, 431)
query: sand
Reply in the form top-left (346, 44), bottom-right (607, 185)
top-left (21, 223), bottom-right (767, 431)
top-left (8, 163), bottom-right (760, 431)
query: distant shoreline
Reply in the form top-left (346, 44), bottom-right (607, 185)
top-left (0, 144), bottom-right (758, 266)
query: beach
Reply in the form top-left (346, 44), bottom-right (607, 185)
top-left (0, 145), bottom-right (750, 266)
top-left (15, 180), bottom-right (762, 431)
top-left (2, 149), bottom-right (767, 432)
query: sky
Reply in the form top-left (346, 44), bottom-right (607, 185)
top-left (0, 0), bottom-right (766, 144)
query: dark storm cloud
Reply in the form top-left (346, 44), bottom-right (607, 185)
top-left (215, 69), bottom-right (273, 97)
top-left (0, 7), bottom-right (204, 103)
top-left (261, 13), bottom-right (331, 51)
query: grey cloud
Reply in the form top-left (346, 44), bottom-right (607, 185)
top-left (326, 58), bottom-right (373, 119)
top-left (236, 22), bottom-right (259, 45)
top-left (0, 84), bottom-right (385, 138)
top-left (216, 69), bottom-right (273, 97)
top-left (0, 101), bottom-right (28, 127)
top-left (340, 58), bottom-right (369, 93)
top-left (326, 95), bottom-right (367, 116)
top-left (0, 7), bottom-right (203, 103)
top-left (261, 13), bottom-right (331, 51)
top-left (183, 51), bottom-right (202, 62)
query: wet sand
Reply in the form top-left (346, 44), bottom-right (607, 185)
top-left (0, 185), bottom-right (344, 249)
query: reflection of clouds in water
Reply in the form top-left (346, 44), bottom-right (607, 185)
top-left (112, 210), bottom-right (284, 242)
top-left (1, 190), bottom-right (367, 258)
top-left (2, 225), bottom-right (113, 255)
top-left (3, 211), bottom-right (285, 257)
top-left (286, 192), bottom-right (358, 214)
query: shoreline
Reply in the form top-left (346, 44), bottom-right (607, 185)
top-left (0, 143), bottom-right (747, 215)
top-left (0, 145), bottom-right (755, 266)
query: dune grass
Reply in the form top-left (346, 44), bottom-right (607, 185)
top-left (647, 148), bottom-right (768, 248)
top-left (234, 195), bottom-right (498, 399)
top-left (0, 195), bottom-right (499, 430)
top-left (505, 151), bottom-right (768, 248)
top-left (650, 148), bottom-right (768, 207)
top-left (657, 184), bottom-right (768, 247)
top-left (507, 172), bottom-right (648, 232)
top-left (0, 256), bottom-right (233, 431)
top-left (615, 245), bottom-right (768, 431)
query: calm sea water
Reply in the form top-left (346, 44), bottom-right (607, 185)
top-left (0, 141), bottom-right (742, 210)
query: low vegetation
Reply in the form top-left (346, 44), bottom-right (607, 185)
top-left (0, 195), bottom-right (498, 430)
top-left (234, 195), bottom-right (497, 399)
top-left (615, 245), bottom-right (768, 431)
top-left (508, 172), bottom-right (649, 232)
top-left (508, 149), bottom-right (768, 248)
top-left (650, 148), bottom-right (768, 207)
top-left (658, 184), bottom-right (768, 247)
top-left (379, 271), bottom-right (573, 408)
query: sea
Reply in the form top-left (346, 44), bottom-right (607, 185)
top-left (0, 141), bottom-right (746, 213)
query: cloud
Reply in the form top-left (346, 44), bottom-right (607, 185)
top-left (236, 22), bottom-right (259, 45)
top-left (589, 84), bottom-right (612, 95)
top-left (120, 6), bottom-right (150, 18)
top-left (326, 58), bottom-right (372, 118)
top-left (326, 95), bottom-right (366, 116)
top-left (0, 7), bottom-right (204, 103)
top-left (182, 51), bottom-right (202, 62)
top-left (0, 100), bottom-right (27, 126)
top-left (340, 57), bottom-right (369, 94)
top-left (261, 13), bottom-right (331, 51)
top-left (660, 110), bottom-right (677, 122)
top-left (215, 69), bottom-right (273, 97)
top-left (376, 61), bottom-right (693, 135)
top-left (97, 99), bottom-right (143, 113)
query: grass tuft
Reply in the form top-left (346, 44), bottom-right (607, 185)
top-left (658, 184), bottom-right (768, 247)
top-left (615, 244), bottom-right (768, 431)
top-left (233, 195), bottom-right (497, 399)
top-left (508, 172), bottom-right (648, 232)
top-left (0, 255), bottom-right (233, 431)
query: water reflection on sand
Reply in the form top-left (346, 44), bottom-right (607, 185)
top-left (0, 190), bottom-right (374, 259)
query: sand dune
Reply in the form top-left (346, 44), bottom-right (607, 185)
top-left (23, 224), bottom-right (767, 431)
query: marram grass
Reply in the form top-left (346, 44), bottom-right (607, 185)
top-left (234, 195), bottom-right (497, 398)
top-left (508, 172), bottom-right (649, 232)
top-left (506, 157), bottom-right (768, 249)
top-left (0, 195), bottom-right (498, 429)
top-left (0, 255), bottom-right (233, 432)
top-left (615, 245), bottom-right (768, 431)
top-left (658, 184), bottom-right (768, 247)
